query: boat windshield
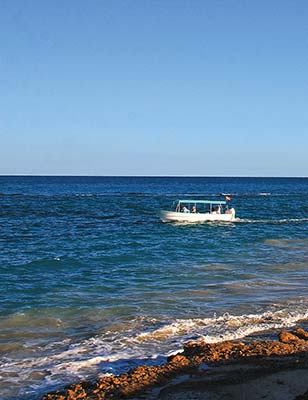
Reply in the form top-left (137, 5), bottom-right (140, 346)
top-left (175, 200), bottom-right (226, 214)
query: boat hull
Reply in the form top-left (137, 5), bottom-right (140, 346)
top-left (160, 209), bottom-right (236, 223)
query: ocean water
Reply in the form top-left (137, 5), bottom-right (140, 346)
top-left (0, 176), bottom-right (307, 399)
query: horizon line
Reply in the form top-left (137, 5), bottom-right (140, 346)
top-left (1, 174), bottom-right (307, 179)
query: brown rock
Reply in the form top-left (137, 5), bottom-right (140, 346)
top-left (279, 331), bottom-right (303, 344)
top-left (293, 328), bottom-right (308, 341)
top-left (41, 328), bottom-right (308, 400)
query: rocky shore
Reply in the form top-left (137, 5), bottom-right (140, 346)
top-left (42, 328), bottom-right (308, 400)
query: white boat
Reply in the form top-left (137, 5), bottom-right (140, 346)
top-left (160, 199), bottom-right (236, 223)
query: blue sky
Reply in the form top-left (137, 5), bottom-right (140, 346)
top-left (1, 0), bottom-right (307, 176)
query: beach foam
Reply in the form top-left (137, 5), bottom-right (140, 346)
top-left (1, 304), bottom-right (308, 399)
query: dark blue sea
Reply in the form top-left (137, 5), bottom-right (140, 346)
top-left (0, 176), bottom-right (307, 399)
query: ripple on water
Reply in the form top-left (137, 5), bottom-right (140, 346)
top-left (268, 262), bottom-right (308, 271)
top-left (1, 176), bottom-right (308, 399)
top-left (264, 238), bottom-right (308, 247)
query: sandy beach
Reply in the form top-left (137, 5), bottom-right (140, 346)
top-left (41, 327), bottom-right (308, 400)
top-left (158, 366), bottom-right (308, 400)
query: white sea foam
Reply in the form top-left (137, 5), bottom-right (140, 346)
top-left (235, 217), bottom-right (308, 224)
top-left (1, 304), bottom-right (308, 399)
top-left (136, 307), bottom-right (308, 344)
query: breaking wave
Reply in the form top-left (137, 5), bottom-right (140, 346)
top-left (1, 304), bottom-right (308, 399)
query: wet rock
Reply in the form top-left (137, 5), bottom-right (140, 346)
top-left (41, 328), bottom-right (308, 400)
top-left (279, 331), bottom-right (304, 344)
top-left (293, 328), bottom-right (308, 341)
top-left (28, 370), bottom-right (51, 380)
top-left (295, 389), bottom-right (308, 400)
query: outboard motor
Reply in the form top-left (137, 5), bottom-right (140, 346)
top-left (230, 208), bottom-right (236, 220)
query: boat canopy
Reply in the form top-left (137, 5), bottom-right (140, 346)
top-left (178, 199), bottom-right (226, 205)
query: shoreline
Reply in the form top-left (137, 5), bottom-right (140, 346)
top-left (41, 327), bottom-right (308, 400)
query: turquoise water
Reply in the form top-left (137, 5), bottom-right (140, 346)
top-left (0, 176), bottom-right (307, 399)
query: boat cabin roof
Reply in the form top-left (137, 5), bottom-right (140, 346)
top-left (178, 199), bottom-right (226, 205)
